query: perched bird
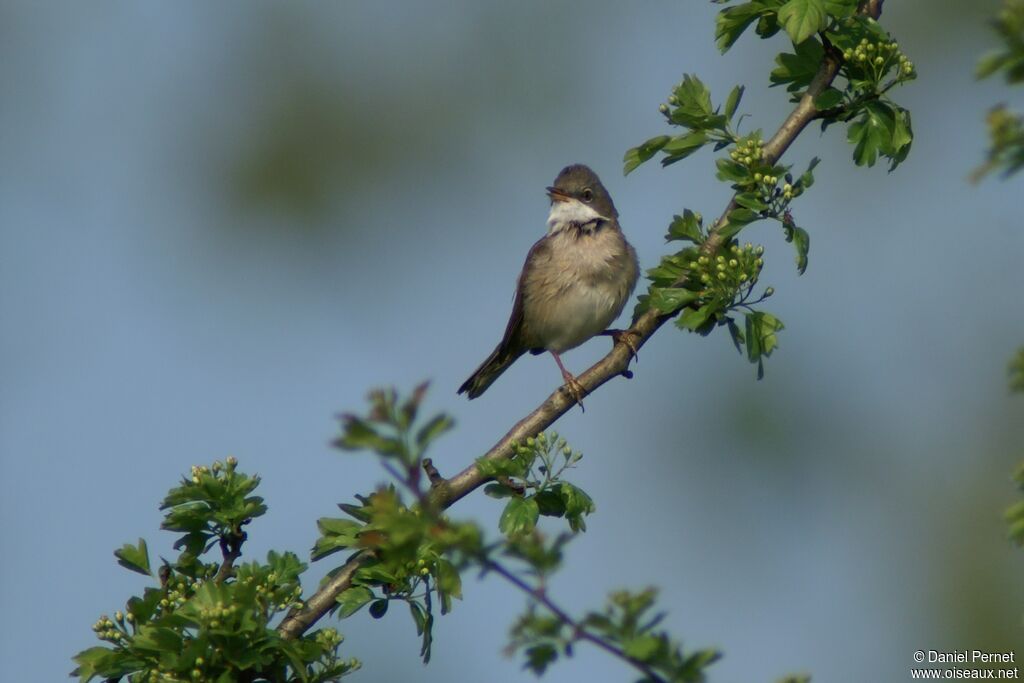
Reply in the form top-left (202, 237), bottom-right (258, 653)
top-left (458, 164), bottom-right (639, 407)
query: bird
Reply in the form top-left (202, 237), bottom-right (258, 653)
top-left (458, 163), bottom-right (639, 408)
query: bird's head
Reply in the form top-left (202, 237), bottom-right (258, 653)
top-left (546, 164), bottom-right (617, 234)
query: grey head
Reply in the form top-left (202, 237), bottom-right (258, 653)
top-left (546, 164), bottom-right (618, 222)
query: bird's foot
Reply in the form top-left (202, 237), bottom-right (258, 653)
top-left (602, 328), bottom-right (640, 364)
top-left (560, 371), bottom-right (587, 412)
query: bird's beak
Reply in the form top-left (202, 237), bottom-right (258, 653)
top-left (546, 186), bottom-right (571, 202)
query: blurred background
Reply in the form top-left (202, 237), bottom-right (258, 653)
top-left (2, 1), bottom-right (1023, 681)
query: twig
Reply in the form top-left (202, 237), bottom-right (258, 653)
top-left (214, 530), bottom-right (245, 584)
top-left (483, 557), bottom-right (667, 683)
top-left (277, 0), bottom-right (884, 642)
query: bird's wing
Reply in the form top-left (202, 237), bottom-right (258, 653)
top-left (497, 235), bottom-right (549, 354)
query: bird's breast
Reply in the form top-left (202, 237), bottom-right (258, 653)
top-left (521, 228), bottom-right (638, 353)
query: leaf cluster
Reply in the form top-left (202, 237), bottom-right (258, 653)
top-left (623, 0), bottom-right (914, 381)
top-left (976, 0), bottom-right (1024, 179)
top-left (507, 587), bottom-right (719, 683)
top-left (323, 387), bottom-right (476, 662)
top-left (721, 2), bottom-right (916, 170)
top-left (73, 458), bottom-right (357, 682)
top-left (1007, 462), bottom-right (1024, 545)
top-left (478, 431), bottom-right (595, 535)
top-left (160, 460), bottom-right (267, 571)
top-left (636, 203), bottom-right (786, 378)
top-left (1011, 347), bottom-right (1024, 393)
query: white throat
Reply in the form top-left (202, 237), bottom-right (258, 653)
top-left (547, 198), bottom-right (607, 235)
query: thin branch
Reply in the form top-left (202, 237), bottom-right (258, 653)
top-left (214, 531), bottom-right (245, 584)
top-left (278, 0), bottom-right (884, 642)
top-left (483, 557), bottom-right (668, 683)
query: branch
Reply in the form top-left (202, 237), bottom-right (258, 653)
top-left (214, 531), bottom-right (245, 584)
top-left (483, 557), bottom-right (668, 683)
top-left (277, 0), bottom-right (883, 642)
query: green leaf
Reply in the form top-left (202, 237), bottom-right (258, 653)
top-left (814, 87), bottom-right (843, 110)
top-left (669, 74), bottom-right (716, 129)
top-left (623, 135), bottom-right (671, 175)
top-left (661, 131), bottom-right (710, 167)
top-left (71, 646), bottom-right (123, 681)
top-left (727, 317), bottom-right (745, 354)
top-left (1009, 348), bottom-right (1024, 393)
top-left (312, 517), bottom-right (363, 560)
top-left (720, 207), bottom-right (761, 239)
top-left (499, 497), bottom-right (540, 537)
top-left (534, 488), bottom-right (567, 517)
top-left (735, 192), bottom-right (769, 212)
top-left (336, 586), bottom-right (375, 618)
top-left (524, 643), bottom-right (559, 675)
top-left (784, 222), bottom-right (810, 274)
top-left (822, 0), bottom-right (857, 18)
top-left (744, 311), bottom-right (785, 378)
top-left (799, 156), bottom-right (820, 189)
top-left (715, 158), bottom-right (749, 183)
top-left (415, 413), bottom-right (454, 451)
top-left (715, 2), bottom-right (767, 53)
top-left (677, 304), bottom-right (715, 332)
top-left (887, 105), bottom-right (914, 171)
top-left (334, 415), bottom-right (404, 458)
top-left (436, 558), bottom-right (463, 609)
top-left (848, 101), bottom-right (895, 167)
top-left (666, 210), bottom-right (705, 243)
top-left (977, 51), bottom-right (1011, 80)
top-left (623, 634), bottom-right (663, 662)
top-left (483, 483), bottom-right (517, 499)
top-left (724, 85), bottom-right (745, 120)
top-left (778, 0), bottom-right (827, 45)
top-left (560, 483), bottom-right (595, 532)
top-left (649, 287), bottom-right (700, 314)
top-left (770, 38), bottom-right (824, 92)
top-left (114, 538), bottom-right (151, 576)
top-left (409, 601), bottom-right (427, 634)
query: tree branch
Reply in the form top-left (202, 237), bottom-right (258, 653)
top-left (483, 557), bottom-right (668, 683)
top-left (277, 0), bottom-right (882, 642)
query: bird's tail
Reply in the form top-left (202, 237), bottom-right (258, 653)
top-left (458, 342), bottom-right (525, 399)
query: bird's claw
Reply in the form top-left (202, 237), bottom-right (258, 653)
top-left (560, 373), bottom-right (587, 412)
top-left (604, 328), bottom-right (640, 364)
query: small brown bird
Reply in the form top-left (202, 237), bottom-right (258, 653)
top-left (458, 164), bottom-right (639, 407)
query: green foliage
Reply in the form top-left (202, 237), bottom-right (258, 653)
top-left (1010, 347), bottom-right (1024, 393)
top-left (626, 0), bottom-right (914, 382)
top-left (507, 587), bottom-right (720, 682)
top-left (115, 538), bottom-right (151, 577)
top-left (976, 1), bottom-right (1024, 179)
top-left (324, 387), bottom-right (482, 662)
top-left (479, 431), bottom-right (595, 535)
top-left (978, 0), bottom-right (1024, 83)
top-left (334, 382), bottom-right (453, 472)
top-left (977, 106), bottom-right (1024, 179)
top-left (624, 74), bottom-right (743, 177)
top-left (72, 458), bottom-right (358, 682)
top-left (160, 460), bottom-right (267, 571)
top-left (1007, 463), bottom-right (1024, 545)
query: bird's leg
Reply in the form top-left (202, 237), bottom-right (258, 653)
top-left (549, 350), bottom-right (586, 411)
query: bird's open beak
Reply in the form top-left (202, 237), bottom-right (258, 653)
top-left (546, 186), bottom-right (571, 202)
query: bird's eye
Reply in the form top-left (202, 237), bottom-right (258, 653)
top-left (582, 188), bottom-right (594, 202)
